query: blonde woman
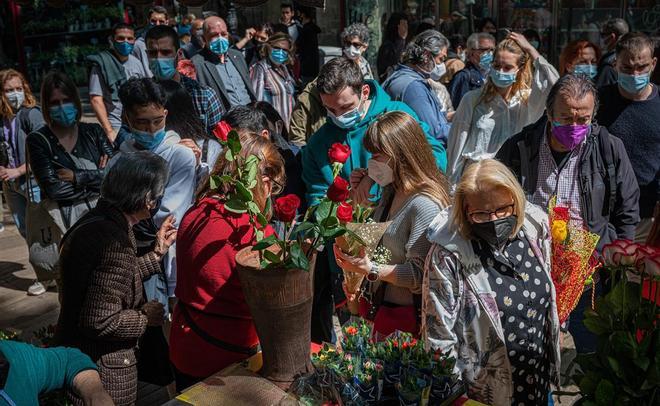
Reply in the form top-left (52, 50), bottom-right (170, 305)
top-left (334, 111), bottom-right (450, 338)
top-left (0, 69), bottom-right (44, 238)
top-left (422, 159), bottom-right (560, 405)
top-left (250, 32), bottom-right (296, 128)
top-left (446, 33), bottom-right (559, 183)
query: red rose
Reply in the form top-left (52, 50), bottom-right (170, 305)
top-left (328, 143), bottom-right (351, 164)
top-left (553, 206), bottom-right (570, 222)
top-left (213, 121), bottom-right (232, 142)
top-left (327, 177), bottom-right (350, 202)
top-left (336, 202), bottom-right (353, 223)
top-left (177, 59), bottom-right (197, 80)
top-left (274, 194), bottom-right (300, 223)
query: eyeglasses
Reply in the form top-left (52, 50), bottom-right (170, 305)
top-left (468, 203), bottom-right (515, 223)
top-left (474, 47), bottom-right (494, 54)
top-left (271, 178), bottom-right (284, 195)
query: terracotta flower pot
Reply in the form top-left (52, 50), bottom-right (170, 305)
top-left (235, 246), bottom-right (316, 389)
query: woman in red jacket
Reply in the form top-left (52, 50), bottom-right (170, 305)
top-left (169, 133), bottom-right (285, 391)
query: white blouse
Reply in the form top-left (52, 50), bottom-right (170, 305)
top-left (446, 56), bottom-right (559, 184)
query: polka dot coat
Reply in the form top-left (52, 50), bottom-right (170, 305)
top-left (473, 232), bottom-right (553, 405)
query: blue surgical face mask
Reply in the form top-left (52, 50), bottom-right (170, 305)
top-left (270, 48), bottom-right (289, 64)
top-left (328, 97), bottom-right (365, 130)
top-left (49, 103), bottom-right (78, 127)
top-left (113, 40), bottom-right (134, 56)
top-left (618, 71), bottom-right (651, 94)
top-left (572, 64), bottom-right (597, 80)
top-left (479, 52), bottom-right (493, 71)
top-left (132, 126), bottom-right (166, 151)
top-left (489, 68), bottom-right (518, 88)
top-left (149, 57), bottom-right (177, 79)
top-left (209, 36), bottom-right (229, 55)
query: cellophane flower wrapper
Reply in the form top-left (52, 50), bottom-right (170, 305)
top-left (548, 197), bottom-right (600, 324)
top-left (336, 222), bottom-right (392, 297)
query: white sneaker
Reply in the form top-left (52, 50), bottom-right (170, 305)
top-left (27, 280), bottom-right (55, 296)
top-left (0, 223), bottom-right (5, 232)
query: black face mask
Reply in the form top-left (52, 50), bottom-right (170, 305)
top-left (149, 196), bottom-right (163, 218)
top-left (471, 215), bottom-right (518, 248)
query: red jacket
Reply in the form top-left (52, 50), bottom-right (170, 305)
top-left (170, 197), bottom-right (273, 378)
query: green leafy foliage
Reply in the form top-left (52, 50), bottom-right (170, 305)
top-left (574, 267), bottom-right (660, 404)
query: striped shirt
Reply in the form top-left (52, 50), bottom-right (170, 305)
top-left (532, 130), bottom-right (585, 226)
top-left (250, 59), bottom-right (296, 128)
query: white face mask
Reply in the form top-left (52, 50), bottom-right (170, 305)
top-left (6, 91), bottom-right (25, 110)
top-left (367, 158), bottom-right (394, 186)
top-left (430, 61), bottom-right (447, 81)
top-left (343, 45), bottom-right (362, 59)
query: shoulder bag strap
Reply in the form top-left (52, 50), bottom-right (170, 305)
top-left (597, 126), bottom-right (617, 215)
top-left (201, 138), bottom-right (209, 165)
top-left (178, 303), bottom-right (259, 356)
top-left (365, 191), bottom-right (396, 320)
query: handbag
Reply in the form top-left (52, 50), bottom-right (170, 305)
top-left (137, 326), bottom-right (174, 386)
top-left (25, 134), bottom-right (62, 282)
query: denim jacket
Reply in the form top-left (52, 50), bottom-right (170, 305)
top-left (422, 203), bottom-right (561, 405)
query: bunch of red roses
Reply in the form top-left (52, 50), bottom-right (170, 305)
top-left (252, 143), bottom-right (363, 271)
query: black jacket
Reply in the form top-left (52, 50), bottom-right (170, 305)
top-left (496, 114), bottom-right (640, 249)
top-left (191, 48), bottom-right (257, 112)
top-left (596, 50), bottom-right (617, 88)
top-left (26, 123), bottom-right (114, 205)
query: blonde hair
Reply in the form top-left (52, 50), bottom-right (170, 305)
top-left (479, 39), bottom-right (533, 104)
top-left (0, 69), bottom-right (37, 119)
top-left (451, 159), bottom-right (526, 239)
top-left (364, 111), bottom-right (450, 208)
top-left (197, 132), bottom-right (285, 213)
top-left (259, 32), bottom-right (295, 66)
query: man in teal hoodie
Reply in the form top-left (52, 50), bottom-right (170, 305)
top-left (302, 56), bottom-right (447, 206)
top-left (301, 57), bottom-right (447, 343)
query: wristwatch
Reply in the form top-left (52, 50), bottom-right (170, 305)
top-left (366, 264), bottom-right (380, 282)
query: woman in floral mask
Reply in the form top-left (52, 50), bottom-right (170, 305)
top-left (334, 111), bottom-right (450, 338)
top-left (446, 32), bottom-right (559, 184)
top-left (250, 32), bottom-right (296, 129)
top-left (423, 158), bottom-right (560, 405)
top-left (0, 69), bottom-right (44, 238)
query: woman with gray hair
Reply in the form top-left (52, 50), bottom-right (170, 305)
top-left (341, 23), bottom-right (374, 79)
top-left (55, 151), bottom-right (177, 406)
top-left (382, 29), bottom-right (452, 145)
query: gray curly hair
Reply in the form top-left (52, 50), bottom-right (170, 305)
top-left (341, 23), bottom-right (370, 45)
top-left (401, 29), bottom-right (449, 70)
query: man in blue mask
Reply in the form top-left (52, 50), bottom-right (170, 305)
top-left (301, 57), bottom-right (447, 344)
top-left (112, 78), bottom-right (197, 314)
top-left (597, 32), bottom-right (659, 243)
top-left (88, 23), bottom-right (149, 148)
top-left (191, 16), bottom-right (256, 112)
top-left (132, 5), bottom-right (169, 76)
top-left (145, 25), bottom-right (222, 133)
top-left (448, 32), bottom-right (495, 110)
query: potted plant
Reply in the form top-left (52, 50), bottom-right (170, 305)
top-left (572, 240), bottom-right (659, 405)
top-left (227, 134), bottom-right (360, 388)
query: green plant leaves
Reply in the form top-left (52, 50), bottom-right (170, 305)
top-left (224, 197), bottom-right (247, 213)
top-left (254, 235), bottom-right (278, 251)
top-left (594, 379), bottom-right (615, 405)
top-left (263, 249), bottom-right (281, 264)
top-left (289, 242), bottom-right (310, 271)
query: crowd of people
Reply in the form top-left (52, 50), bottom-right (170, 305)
top-left (0, 4), bottom-right (658, 405)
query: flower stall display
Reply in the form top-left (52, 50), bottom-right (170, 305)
top-left (548, 199), bottom-right (600, 323)
top-left (573, 240), bottom-right (660, 405)
top-left (309, 319), bottom-right (463, 405)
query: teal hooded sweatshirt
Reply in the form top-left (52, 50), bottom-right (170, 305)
top-left (301, 79), bottom-right (447, 206)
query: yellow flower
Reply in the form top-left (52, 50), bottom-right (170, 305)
top-left (551, 220), bottom-right (568, 242)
